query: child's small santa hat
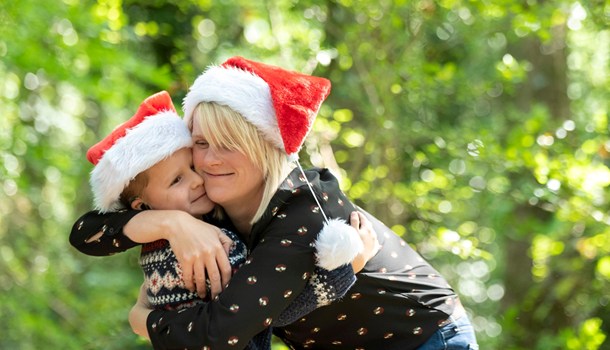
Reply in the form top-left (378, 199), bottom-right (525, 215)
top-left (87, 91), bottom-right (192, 212)
top-left (182, 56), bottom-right (331, 160)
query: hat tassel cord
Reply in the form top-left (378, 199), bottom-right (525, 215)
top-left (296, 161), bottom-right (330, 224)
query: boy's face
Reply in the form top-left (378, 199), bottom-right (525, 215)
top-left (139, 148), bottom-right (214, 216)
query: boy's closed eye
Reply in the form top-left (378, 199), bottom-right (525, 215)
top-left (170, 175), bottom-right (183, 186)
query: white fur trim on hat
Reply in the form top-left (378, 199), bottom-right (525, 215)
top-left (90, 111), bottom-right (193, 212)
top-left (182, 65), bottom-right (286, 151)
top-left (314, 218), bottom-right (363, 270)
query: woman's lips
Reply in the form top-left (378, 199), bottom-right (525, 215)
top-left (204, 172), bottom-right (233, 178)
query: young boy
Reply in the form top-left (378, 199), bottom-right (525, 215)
top-left (84, 91), bottom-right (368, 348)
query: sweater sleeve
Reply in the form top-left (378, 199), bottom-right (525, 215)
top-left (69, 209), bottom-right (141, 256)
top-left (146, 192), bottom-right (325, 350)
top-left (272, 263), bottom-right (355, 327)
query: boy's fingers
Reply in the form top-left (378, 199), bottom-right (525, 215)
top-left (360, 211), bottom-right (372, 230)
top-left (350, 211), bottom-right (361, 228)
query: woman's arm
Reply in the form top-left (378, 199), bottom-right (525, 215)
top-left (126, 210), bottom-right (234, 297)
top-left (272, 211), bottom-right (379, 326)
top-left (130, 194), bottom-right (329, 349)
top-left (132, 210), bottom-right (378, 335)
top-left (69, 209), bottom-right (233, 298)
top-left (69, 209), bottom-right (142, 256)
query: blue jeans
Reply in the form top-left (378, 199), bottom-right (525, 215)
top-left (416, 314), bottom-right (479, 350)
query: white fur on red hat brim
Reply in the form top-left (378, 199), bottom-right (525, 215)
top-left (314, 218), bottom-right (363, 270)
top-left (182, 65), bottom-right (288, 154)
top-left (90, 111), bottom-right (193, 212)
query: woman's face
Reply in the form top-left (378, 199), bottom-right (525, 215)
top-left (191, 117), bottom-right (265, 214)
top-left (139, 148), bottom-right (215, 216)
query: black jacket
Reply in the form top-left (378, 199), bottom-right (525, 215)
top-left (70, 168), bottom-right (457, 350)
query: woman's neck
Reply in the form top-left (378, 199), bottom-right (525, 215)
top-left (232, 218), bottom-right (253, 237)
top-left (225, 164), bottom-right (293, 236)
top-left (223, 198), bottom-right (259, 236)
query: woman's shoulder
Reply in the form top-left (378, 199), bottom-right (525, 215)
top-left (273, 167), bottom-right (352, 210)
top-left (279, 167), bottom-right (341, 192)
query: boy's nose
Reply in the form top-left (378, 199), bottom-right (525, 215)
top-left (189, 171), bottom-right (204, 188)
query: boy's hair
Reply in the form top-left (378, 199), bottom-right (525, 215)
top-left (119, 172), bottom-right (150, 209)
top-left (192, 102), bottom-right (293, 223)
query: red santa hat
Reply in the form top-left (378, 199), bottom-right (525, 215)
top-left (182, 56), bottom-right (331, 159)
top-left (87, 91), bottom-right (193, 212)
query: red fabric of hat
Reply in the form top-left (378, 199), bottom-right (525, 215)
top-left (87, 91), bottom-right (178, 165)
top-left (221, 57), bottom-right (331, 155)
top-left (182, 57), bottom-right (331, 159)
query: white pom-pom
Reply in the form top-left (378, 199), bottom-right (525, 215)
top-left (314, 218), bottom-right (364, 270)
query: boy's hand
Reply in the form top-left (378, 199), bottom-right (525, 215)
top-left (129, 282), bottom-right (152, 339)
top-left (350, 211), bottom-right (380, 272)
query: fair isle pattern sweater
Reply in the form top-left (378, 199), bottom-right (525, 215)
top-left (140, 229), bottom-right (246, 310)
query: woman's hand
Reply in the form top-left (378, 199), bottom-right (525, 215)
top-left (166, 212), bottom-right (233, 299)
top-left (124, 210), bottom-right (233, 299)
top-left (350, 211), bottom-right (380, 273)
top-left (129, 283), bottom-right (152, 339)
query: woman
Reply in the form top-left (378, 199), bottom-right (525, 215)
top-left (74, 90), bottom-right (372, 349)
top-left (73, 57), bottom-right (478, 349)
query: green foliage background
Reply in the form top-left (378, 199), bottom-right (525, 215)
top-left (1, 0), bottom-right (608, 349)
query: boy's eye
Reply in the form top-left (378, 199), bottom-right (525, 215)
top-left (171, 176), bottom-right (182, 186)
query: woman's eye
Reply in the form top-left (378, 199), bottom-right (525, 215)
top-left (195, 140), bottom-right (209, 148)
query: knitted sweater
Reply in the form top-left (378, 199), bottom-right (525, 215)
top-left (140, 229), bottom-right (246, 310)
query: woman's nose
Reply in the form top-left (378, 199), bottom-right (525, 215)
top-left (202, 148), bottom-right (222, 166)
top-left (193, 147), bottom-right (221, 172)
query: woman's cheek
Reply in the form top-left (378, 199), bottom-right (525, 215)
top-left (192, 148), bottom-right (205, 172)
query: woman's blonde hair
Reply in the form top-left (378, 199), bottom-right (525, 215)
top-left (191, 102), bottom-right (293, 224)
